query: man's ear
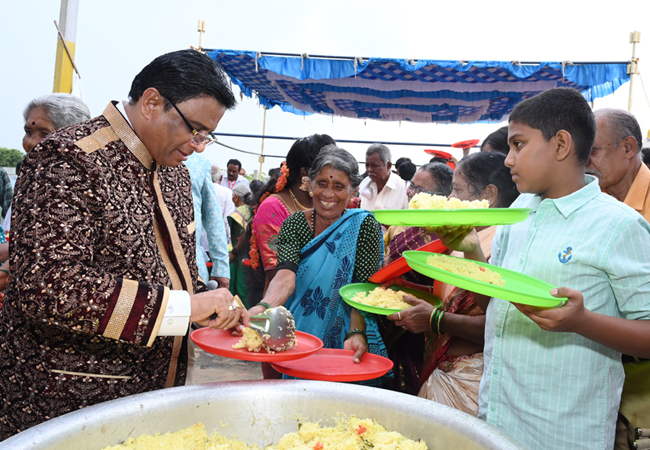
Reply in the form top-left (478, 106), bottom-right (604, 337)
top-left (623, 136), bottom-right (639, 160)
top-left (139, 88), bottom-right (165, 120)
top-left (554, 130), bottom-right (573, 162)
top-left (386, 162), bottom-right (392, 171)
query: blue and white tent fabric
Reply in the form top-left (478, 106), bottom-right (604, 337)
top-left (207, 49), bottom-right (630, 124)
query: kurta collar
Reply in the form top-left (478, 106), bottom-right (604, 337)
top-left (103, 101), bottom-right (154, 170)
top-left (538, 175), bottom-right (601, 219)
top-left (624, 163), bottom-right (650, 212)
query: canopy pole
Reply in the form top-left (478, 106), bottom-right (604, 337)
top-left (628, 31), bottom-right (641, 111)
top-left (53, 0), bottom-right (79, 93)
top-left (197, 20), bottom-right (206, 50)
top-left (258, 107), bottom-right (267, 180)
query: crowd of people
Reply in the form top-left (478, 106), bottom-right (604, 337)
top-left (1, 49), bottom-right (650, 450)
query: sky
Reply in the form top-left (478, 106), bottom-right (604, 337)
top-left (1, 0), bottom-right (649, 177)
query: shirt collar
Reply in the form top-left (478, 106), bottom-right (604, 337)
top-left (104, 101), bottom-right (154, 170)
top-left (624, 163), bottom-right (650, 212)
top-left (384, 171), bottom-right (401, 190)
top-left (538, 175), bottom-right (601, 218)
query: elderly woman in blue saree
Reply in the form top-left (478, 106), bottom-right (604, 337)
top-left (249, 145), bottom-right (391, 385)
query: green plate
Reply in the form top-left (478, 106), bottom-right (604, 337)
top-left (403, 251), bottom-right (567, 307)
top-left (340, 283), bottom-right (442, 315)
top-left (371, 208), bottom-right (533, 227)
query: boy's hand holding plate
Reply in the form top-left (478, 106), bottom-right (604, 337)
top-left (513, 286), bottom-right (585, 333)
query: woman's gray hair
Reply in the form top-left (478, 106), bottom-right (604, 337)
top-left (309, 145), bottom-right (362, 190)
top-left (23, 94), bottom-right (91, 129)
top-left (366, 143), bottom-right (392, 164)
top-left (232, 183), bottom-right (253, 205)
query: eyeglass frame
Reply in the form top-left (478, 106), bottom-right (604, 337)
top-left (162, 95), bottom-right (218, 147)
top-left (406, 180), bottom-right (446, 196)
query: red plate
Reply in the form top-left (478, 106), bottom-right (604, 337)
top-left (369, 239), bottom-right (447, 283)
top-left (271, 348), bottom-right (394, 382)
top-left (191, 328), bottom-right (323, 362)
top-left (451, 139), bottom-right (480, 149)
top-left (424, 149), bottom-right (452, 159)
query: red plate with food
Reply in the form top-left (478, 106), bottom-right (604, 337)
top-left (191, 328), bottom-right (323, 362)
top-left (271, 348), bottom-right (394, 381)
top-left (369, 239), bottom-right (447, 283)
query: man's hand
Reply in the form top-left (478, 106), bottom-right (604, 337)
top-left (344, 333), bottom-right (367, 363)
top-left (190, 288), bottom-right (249, 329)
top-left (387, 295), bottom-right (434, 334)
top-left (428, 225), bottom-right (479, 253)
top-left (210, 276), bottom-right (230, 290)
top-left (513, 287), bottom-right (583, 333)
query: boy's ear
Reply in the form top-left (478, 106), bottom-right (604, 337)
top-left (554, 130), bottom-right (573, 162)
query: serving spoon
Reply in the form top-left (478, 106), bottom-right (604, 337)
top-left (206, 280), bottom-right (296, 352)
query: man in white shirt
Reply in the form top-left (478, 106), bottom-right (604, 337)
top-left (211, 165), bottom-right (236, 244)
top-left (220, 158), bottom-right (249, 190)
top-left (359, 144), bottom-right (409, 210)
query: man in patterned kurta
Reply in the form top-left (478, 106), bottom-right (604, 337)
top-left (0, 50), bottom-right (244, 439)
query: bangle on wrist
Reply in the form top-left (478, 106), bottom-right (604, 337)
top-left (0, 268), bottom-right (8, 275)
top-left (259, 302), bottom-right (272, 310)
top-left (436, 310), bottom-right (445, 335)
top-left (345, 328), bottom-right (367, 342)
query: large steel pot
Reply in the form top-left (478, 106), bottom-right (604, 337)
top-left (0, 380), bottom-right (527, 450)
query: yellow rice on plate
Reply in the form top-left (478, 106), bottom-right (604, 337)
top-left (409, 193), bottom-right (489, 210)
top-left (426, 254), bottom-right (505, 287)
top-left (232, 327), bottom-right (265, 352)
top-left (350, 287), bottom-right (413, 310)
top-left (101, 416), bottom-right (427, 450)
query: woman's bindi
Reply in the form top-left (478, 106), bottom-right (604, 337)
top-left (32, 121), bottom-right (36, 125)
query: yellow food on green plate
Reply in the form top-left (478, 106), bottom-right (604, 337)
top-left (351, 287), bottom-right (413, 310)
top-left (427, 254), bottom-right (505, 287)
top-left (101, 416), bottom-right (428, 450)
top-left (409, 193), bottom-right (489, 210)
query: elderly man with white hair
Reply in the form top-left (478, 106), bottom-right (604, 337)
top-left (359, 143), bottom-right (409, 211)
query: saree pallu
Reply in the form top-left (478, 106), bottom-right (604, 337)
top-left (385, 226), bottom-right (438, 285)
top-left (285, 209), bottom-right (391, 386)
top-left (228, 205), bottom-right (253, 307)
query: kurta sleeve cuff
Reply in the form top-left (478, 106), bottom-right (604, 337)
top-left (158, 290), bottom-right (191, 336)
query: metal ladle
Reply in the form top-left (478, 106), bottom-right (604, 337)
top-left (250, 306), bottom-right (297, 352)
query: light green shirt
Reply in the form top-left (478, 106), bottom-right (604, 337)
top-left (480, 176), bottom-right (650, 450)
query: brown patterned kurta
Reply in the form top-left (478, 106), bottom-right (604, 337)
top-left (0, 102), bottom-right (203, 440)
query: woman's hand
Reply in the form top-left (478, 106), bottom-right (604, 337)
top-left (248, 304), bottom-right (267, 318)
top-left (380, 277), bottom-right (408, 289)
top-left (387, 295), bottom-right (435, 334)
top-left (344, 333), bottom-right (367, 363)
top-left (428, 225), bottom-right (479, 253)
top-left (0, 260), bottom-right (9, 291)
top-left (512, 287), bottom-right (585, 333)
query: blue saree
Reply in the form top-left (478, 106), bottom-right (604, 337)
top-left (284, 209), bottom-right (392, 385)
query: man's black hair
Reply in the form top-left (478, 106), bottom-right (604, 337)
top-left (508, 87), bottom-right (596, 165)
top-left (481, 126), bottom-right (509, 154)
top-left (395, 157), bottom-right (411, 168)
top-left (227, 159), bottom-right (242, 170)
top-left (397, 161), bottom-right (416, 181)
top-left (429, 156), bottom-right (449, 165)
top-left (129, 49), bottom-right (237, 111)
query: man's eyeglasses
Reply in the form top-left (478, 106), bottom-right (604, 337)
top-left (162, 95), bottom-right (218, 147)
top-left (406, 181), bottom-right (445, 196)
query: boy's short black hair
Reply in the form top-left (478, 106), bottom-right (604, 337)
top-left (509, 87), bottom-right (596, 165)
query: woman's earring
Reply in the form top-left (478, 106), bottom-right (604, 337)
top-left (309, 191), bottom-right (313, 198)
top-left (300, 176), bottom-right (309, 192)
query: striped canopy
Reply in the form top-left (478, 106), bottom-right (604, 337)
top-left (207, 49), bottom-right (630, 124)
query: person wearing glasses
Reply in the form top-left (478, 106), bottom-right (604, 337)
top-left (384, 152), bottom-right (519, 415)
top-left (377, 162), bottom-right (453, 395)
top-left (0, 50), bottom-right (250, 439)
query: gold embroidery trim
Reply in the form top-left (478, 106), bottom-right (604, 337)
top-left (76, 127), bottom-right (119, 154)
top-left (104, 278), bottom-right (139, 340)
top-left (153, 170), bottom-right (194, 295)
top-left (187, 221), bottom-right (195, 234)
top-left (51, 369), bottom-right (132, 380)
top-left (165, 335), bottom-right (185, 388)
top-left (154, 221), bottom-right (182, 290)
top-left (103, 102), bottom-right (153, 170)
top-left (147, 286), bottom-right (170, 347)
